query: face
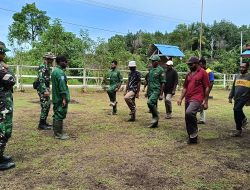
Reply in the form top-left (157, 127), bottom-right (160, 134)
top-left (199, 63), bottom-right (206, 69)
top-left (111, 62), bottom-right (116, 69)
top-left (166, 65), bottom-right (172, 70)
top-left (129, 66), bottom-right (136, 71)
top-left (151, 60), bottom-right (158, 68)
top-left (45, 58), bottom-right (54, 65)
top-left (240, 63), bottom-right (248, 74)
top-left (60, 60), bottom-right (68, 69)
top-left (187, 62), bottom-right (197, 71)
top-left (0, 52), bottom-right (5, 61)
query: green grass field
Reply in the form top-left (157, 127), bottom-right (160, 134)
top-left (0, 89), bottom-right (249, 190)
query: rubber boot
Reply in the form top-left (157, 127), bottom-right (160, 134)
top-left (112, 103), bottom-right (117, 115)
top-left (53, 120), bottom-right (69, 140)
top-left (128, 112), bottom-right (135, 122)
top-left (0, 133), bottom-right (15, 170)
top-left (38, 119), bottom-right (52, 130)
top-left (146, 106), bottom-right (159, 128)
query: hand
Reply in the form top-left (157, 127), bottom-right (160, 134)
top-left (1, 62), bottom-right (8, 69)
top-left (229, 98), bottom-right (232, 103)
top-left (172, 91), bottom-right (175, 96)
top-left (159, 95), bottom-right (163, 100)
top-left (62, 98), bottom-right (67, 107)
top-left (177, 99), bottom-right (182, 106)
top-left (202, 100), bottom-right (208, 110)
top-left (135, 93), bottom-right (139, 98)
top-left (203, 102), bottom-right (208, 110)
top-left (115, 88), bottom-right (119, 92)
top-left (44, 91), bottom-right (50, 97)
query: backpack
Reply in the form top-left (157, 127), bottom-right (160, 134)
top-left (33, 79), bottom-right (40, 90)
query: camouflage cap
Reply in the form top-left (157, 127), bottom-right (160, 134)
top-left (43, 52), bottom-right (56, 59)
top-left (0, 41), bottom-right (10, 53)
top-left (149, 55), bottom-right (161, 61)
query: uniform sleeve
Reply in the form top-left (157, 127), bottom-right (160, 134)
top-left (38, 66), bottom-right (47, 93)
top-left (57, 74), bottom-right (68, 95)
top-left (160, 69), bottom-right (166, 83)
top-left (118, 71), bottom-right (123, 83)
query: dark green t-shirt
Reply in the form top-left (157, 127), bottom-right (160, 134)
top-left (51, 66), bottom-right (70, 104)
top-left (109, 69), bottom-right (123, 87)
top-left (148, 66), bottom-right (165, 93)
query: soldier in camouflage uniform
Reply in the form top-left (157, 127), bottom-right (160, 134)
top-left (0, 41), bottom-right (16, 170)
top-left (37, 52), bottom-right (55, 130)
top-left (51, 55), bottom-right (70, 140)
top-left (146, 55), bottom-right (165, 128)
top-left (106, 60), bottom-right (123, 115)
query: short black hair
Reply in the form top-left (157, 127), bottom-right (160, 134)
top-left (56, 55), bottom-right (67, 64)
top-left (199, 57), bottom-right (206, 65)
top-left (242, 62), bottom-right (250, 68)
top-left (111, 60), bottom-right (118, 65)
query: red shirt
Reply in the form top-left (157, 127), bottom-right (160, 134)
top-left (183, 67), bottom-right (210, 102)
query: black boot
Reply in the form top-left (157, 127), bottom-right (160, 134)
top-left (188, 136), bottom-right (198, 144)
top-left (0, 133), bottom-right (15, 170)
top-left (38, 119), bottom-right (52, 130)
top-left (146, 120), bottom-right (158, 128)
top-left (128, 113), bottom-right (135, 122)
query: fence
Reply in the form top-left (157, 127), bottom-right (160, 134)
top-left (9, 65), bottom-right (236, 90)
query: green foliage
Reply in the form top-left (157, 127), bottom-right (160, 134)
top-left (8, 3), bottom-right (50, 45)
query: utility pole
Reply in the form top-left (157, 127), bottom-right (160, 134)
top-left (199, 0), bottom-right (204, 57)
top-left (240, 31), bottom-right (243, 63)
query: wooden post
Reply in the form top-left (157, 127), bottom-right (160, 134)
top-left (16, 65), bottom-right (20, 90)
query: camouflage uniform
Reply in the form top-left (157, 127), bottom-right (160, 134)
top-left (37, 52), bottom-right (55, 130)
top-left (0, 42), bottom-right (16, 170)
top-left (37, 64), bottom-right (51, 122)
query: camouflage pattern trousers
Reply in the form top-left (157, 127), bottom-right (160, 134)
top-left (0, 91), bottom-right (13, 139)
top-left (38, 93), bottom-right (51, 120)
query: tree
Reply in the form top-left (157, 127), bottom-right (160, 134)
top-left (8, 3), bottom-right (50, 46)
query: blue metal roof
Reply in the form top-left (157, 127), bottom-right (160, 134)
top-left (154, 44), bottom-right (185, 57)
top-left (241, 50), bottom-right (250, 57)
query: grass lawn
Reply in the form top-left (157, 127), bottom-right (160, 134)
top-left (0, 89), bottom-right (249, 190)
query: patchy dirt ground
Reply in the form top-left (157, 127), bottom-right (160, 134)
top-left (0, 89), bottom-right (249, 190)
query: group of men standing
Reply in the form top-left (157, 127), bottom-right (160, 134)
top-left (36, 53), bottom-right (70, 140)
top-left (0, 39), bottom-right (249, 170)
top-left (106, 55), bottom-right (250, 144)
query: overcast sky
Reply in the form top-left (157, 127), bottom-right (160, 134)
top-left (1, 0), bottom-right (249, 46)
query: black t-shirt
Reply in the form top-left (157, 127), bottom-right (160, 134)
top-left (164, 68), bottom-right (178, 93)
top-left (128, 70), bottom-right (141, 92)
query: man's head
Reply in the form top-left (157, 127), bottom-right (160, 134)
top-left (56, 55), bottom-right (68, 69)
top-left (128, 61), bottom-right (136, 71)
top-left (186, 56), bottom-right (200, 71)
top-left (199, 57), bottom-right (206, 69)
top-left (240, 62), bottom-right (249, 74)
top-left (111, 60), bottom-right (118, 70)
top-left (166, 60), bottom-right (173, 70)
top-left (43, 52), bottom-right (56, 65)
top-left (0, 41), bottom-right (10, 61)
top-left (149, 55), bottom-right (160, 68)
